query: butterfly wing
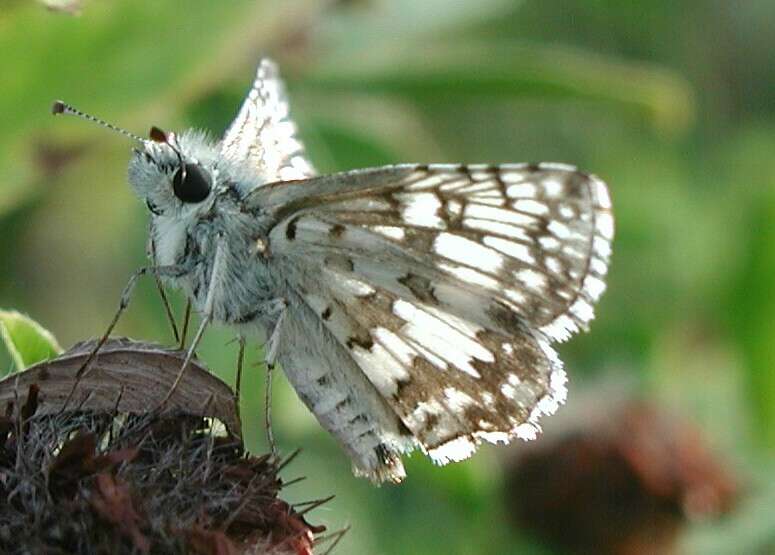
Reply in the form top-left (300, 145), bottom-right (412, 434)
top-left (220, 59), bottom-right (315, 182)
top-left (253, 163), bottom-right (613, 479)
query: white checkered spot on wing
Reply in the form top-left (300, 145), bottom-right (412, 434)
top-left (220, 58), bottom-right (315, 182)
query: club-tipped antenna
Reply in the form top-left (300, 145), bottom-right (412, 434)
top-left (51, 100), bottom-right (146, 143)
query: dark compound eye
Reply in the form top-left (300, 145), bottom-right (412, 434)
top-left (172, 163), bottom-right (211, 203)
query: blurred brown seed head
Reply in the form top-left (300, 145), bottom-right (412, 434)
top-left (505, 399), bottom-right (739, 555)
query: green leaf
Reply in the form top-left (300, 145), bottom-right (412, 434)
top-left (0, 310), bottom-right (62, 373)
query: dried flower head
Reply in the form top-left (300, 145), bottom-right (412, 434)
top-left (0, 338), bottom-right (337, 555)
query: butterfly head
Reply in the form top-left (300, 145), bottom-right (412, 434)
top-left (51, 100), bottom-right (227, 218)
top-left (128, 126), bottom-right (223, 217)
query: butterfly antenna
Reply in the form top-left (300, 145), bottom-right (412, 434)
top-left (51, 100), bottom-right (146, 143)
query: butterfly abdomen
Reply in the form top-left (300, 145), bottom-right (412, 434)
top-left (271, 291), bottom-right (416, 482)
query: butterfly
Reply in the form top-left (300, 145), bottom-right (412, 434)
top-left (55, 59), bottom-right (613, 483)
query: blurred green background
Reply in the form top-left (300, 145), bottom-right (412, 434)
top-left (1, 1), bottom-right (775, 553)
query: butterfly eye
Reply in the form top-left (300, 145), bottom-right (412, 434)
top-left (172, 163), bottom-right (211, 203)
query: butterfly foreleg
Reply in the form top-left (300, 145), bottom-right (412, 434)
top-left (161, 236), bottom-right (228, 406)
top-left (61, 263), bottom-right (190, 412)
top-left (148, 235), bottom-right (180, 344)
top-left (77, 263), bottom-right (190, 379)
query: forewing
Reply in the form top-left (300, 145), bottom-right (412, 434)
top-left (261, 163), bottom-right (613, 463)
top-left (258, 163), bottom-right (613, 341)
top-left (220, 58), bottom-right (315, 181)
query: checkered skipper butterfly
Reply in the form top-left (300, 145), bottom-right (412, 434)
top-left (53, 59), bottom-right (613, 483)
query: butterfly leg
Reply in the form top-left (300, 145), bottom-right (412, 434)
top-left (234, 335), bottom-right (246, 419)
top-left (62, 263), bottom-right (189, 411)
top-left (152, 272), bottom-right (179, 343)
top-left (265, 361), bottom-right (276, 456)
top-left (160, 237), bottom-right (227, 407)
top-left (162, 313), bottom-right (211, 407)
top-left (262, 298), bottom-right (287, 456)
top-left (263, 298), bottom-right (288, 367)
top-left (178, 299), bottom-right (192, 350)
top-left (149, 236), bottom-right (180, 344)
